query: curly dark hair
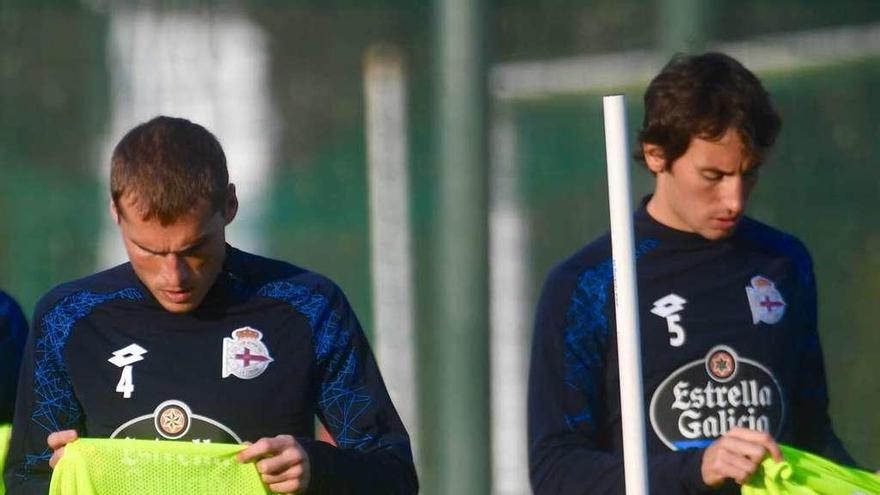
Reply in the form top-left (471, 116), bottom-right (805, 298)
top-left (635, 52), bottom-right (781, 170)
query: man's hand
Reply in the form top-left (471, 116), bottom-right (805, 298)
top-left (237, 435), bottom-right (310, 494)
top-left (701, 428), bottom-right (783, 487)
top-left (47, 430), bottom-right (79, 468)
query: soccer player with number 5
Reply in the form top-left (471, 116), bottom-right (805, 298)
top-left (528, 53), bottom-right (863, 494)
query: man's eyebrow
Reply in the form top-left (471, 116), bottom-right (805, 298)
top-left (698, 164), bottom-right (748, 175)
top-left (132, 239), bottom-right (163, 255)
top-left (132, 234), bottom-right (211, 255)
top-left (178, 235), bottom-right (211, 254)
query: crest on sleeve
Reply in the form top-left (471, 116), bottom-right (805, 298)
top-left (221, 327), bottom-right (274, 379)
top-left (745, 276), bottom-right (786, 325)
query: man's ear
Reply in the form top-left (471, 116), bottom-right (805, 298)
top-left (110, 198), bottom-right (120, 224)
top-left (223, 183), bottom-right (239, 225)
top-left (643, 143), bottom-right (667, 174)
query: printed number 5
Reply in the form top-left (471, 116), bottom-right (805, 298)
top-left (116, 365), bottom-right (134, 398)
top-left (667, 315), bottom-right (685, 347)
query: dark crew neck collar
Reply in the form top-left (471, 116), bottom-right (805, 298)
top-left (634, 195), bottom-right (736, 249)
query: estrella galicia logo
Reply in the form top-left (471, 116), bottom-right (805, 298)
top-left (649, 346), bottom-right (784, 450)
top-left (111, 400), bottom-right (242, 443)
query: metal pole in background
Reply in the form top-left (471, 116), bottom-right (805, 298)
top-left (489, 103), bottom-right (531, 495)
top-left (363, 44), bottom-right (419, 461)
top-left (433, 0), bottom-right (491, 492)
top-left (603, 95), bottom-right (649, 495)
top-left (659, 0), bottom-right (709, 54)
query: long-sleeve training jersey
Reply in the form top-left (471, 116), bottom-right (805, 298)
top-left (528, 201), bottom-right (852, 494)
top-left (5, 246), bottom-right (417, 494)
top-left (0, 289), bottom-right (28, 423)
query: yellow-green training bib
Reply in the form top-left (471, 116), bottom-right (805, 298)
top-left (743, 444), bottom-right (880, 495)
top-left (0, 423), bottom-right (12, 495)
top-left (49, 438), bottom-right (269, 495)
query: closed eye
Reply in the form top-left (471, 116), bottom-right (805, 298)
top-left (700, 169), bottom-right (724, 181)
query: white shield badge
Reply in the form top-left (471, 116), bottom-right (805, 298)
top-left (222, 327), bottom-right (274, 379)
top-left (745, 276), bottom-right (786, 325)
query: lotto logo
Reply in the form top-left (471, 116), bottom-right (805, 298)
top-left (109, 344), bottom-right (148, 367)
top-left (109, 344), bottom-right (148, 399)
top-left (651, 294), bottom-right (687, 347)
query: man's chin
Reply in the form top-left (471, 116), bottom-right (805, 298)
top-left (156, 297), bottom-right (201, 314)
top-left (699, 225), bottom-right (737, 241)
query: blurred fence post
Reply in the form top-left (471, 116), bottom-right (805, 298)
top-left (489, 103), bottom-right (531, 494)
top-left (659, 0), bottom-right (709, 53)
top-left (433, 0), bottom-right (491, 492)
top-left (363, 43), bottom-right (419, 463)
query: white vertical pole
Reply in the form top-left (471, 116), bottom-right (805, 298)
top-left (364, 45), bottom-right (418, 456)
top-left (603, 94), bottom-right (649, 495)
top-left (489, 104), bottom-right (531, 495)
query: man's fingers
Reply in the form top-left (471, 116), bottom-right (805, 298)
top-left (268, 479), bottom-right (302, 494)
top-left (719, 447), bottom-right (760, 479)
top-left (47, 430), bottom-right (78, 450)
top-left (722, 460), bottom-right (754, 485)
top-left (48, 447), bottom-right (65, 468)
top-left (718, 435), bottom-right (768, 462)
top-left (256, 449), bottom-right (304, 476)
top-left (237, 435), bottom-right (296, 463)
top-left (237, 435), bottom-right (309, 493)
top-left (724, 428), bottom-right (783, 461)
top-left (702, 430), bottom-right (777, 486)
top-left (763, 438), bottom-right (783, 462)
top-left (707, 446), bottom-right (760, 485)
top-left (259, 464), bottom-right (304, 485)
top-left (238, 437), bottom-right (280, 462)
top-left (47, 429), bottom-right (78, 468)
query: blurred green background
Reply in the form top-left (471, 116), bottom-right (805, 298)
top-left (1, 1), bottom-right (878, 493)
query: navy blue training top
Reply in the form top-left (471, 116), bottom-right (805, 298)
top-left (5, 246), bottom-right (417, 494)
top-left (528, 200), bottom-right (852, 494)
top-left (0, 289), bottom-right (28, 423)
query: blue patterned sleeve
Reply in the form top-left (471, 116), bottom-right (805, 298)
top-left (5, 291), bottom-right (85, 494)
top-left (4, 288), bottom-right (141, 494)
top-left (0, 290), bottom-right (27, 424)
top-left (528, 261), bottom-right (709, 494)
top-left (260, 278), bottom-right (418, 494)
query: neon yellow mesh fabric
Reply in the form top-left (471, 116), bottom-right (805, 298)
top-left (743, 444), bottom-right (880, 495)
top-left (49, 438), bottom-right (269, 495)
top-left (0, 424), bottom-right (12, 495)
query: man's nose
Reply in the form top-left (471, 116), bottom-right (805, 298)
top-left (162, 254), bottom-right (191, 287)
top-left (721, 176), bottom-right (745, 216)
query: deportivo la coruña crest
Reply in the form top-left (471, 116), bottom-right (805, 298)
top-left (746, 275), bottom-right (787, 325)
top-left (221, 326), bottom-right (274, 379)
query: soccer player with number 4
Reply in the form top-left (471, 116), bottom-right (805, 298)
top-left (4, 116), bottom-right (417, 494)
top-left (527, 52), bottom-right (869, 494)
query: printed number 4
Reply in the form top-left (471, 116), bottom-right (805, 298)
top-left (116, 365), bottom-right (134, 398)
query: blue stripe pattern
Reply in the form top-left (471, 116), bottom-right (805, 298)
top-left (257, 280), bottom-right (375, 450)
top-left (25, 288), bottom-right (142, 473)
top-left (563, 239), bottom-right (658, 432)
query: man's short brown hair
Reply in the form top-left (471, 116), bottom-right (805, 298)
top-left (111, 116), bottom-right (229, 224)
top-left (635, 52), bottom-right (782, 170)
